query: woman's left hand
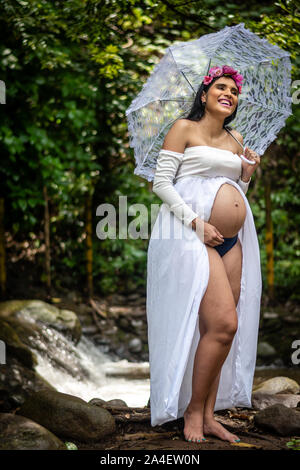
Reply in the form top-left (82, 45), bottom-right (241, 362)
top-left (241, 146), bottom-right (260, 181)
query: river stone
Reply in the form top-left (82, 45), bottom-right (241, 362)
top-left (89, 398), bottom-right (107, 407)
top-left (252, 376), bottom-right (300, 395)
top-left (0, 413), bottom-right (66, 450)
top-left (128, 337), bottom-right (142, 353)
top-left (17, 389), bottom-right (116, 442)
top-left (0, 300), bottom-right (81, 343)
top-left (254, 404), bottom-right (300, 436)
top-left (106, 399), bottom-right (128, 407)
top-left (257, 341), bottom-right (277, 357)
top-left (103, 360), bottom-right (149, 379)
top-left (0, 318), bottom-right (37, 369)
top-left (252, 392), bottom-right (300, 410)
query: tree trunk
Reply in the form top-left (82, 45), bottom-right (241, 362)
top-left (0, 198), bottom-right (6, 298)
top-left (85, 189), bottom-right (94, 299)
top-left (43, 185), bottom-right (51, 297)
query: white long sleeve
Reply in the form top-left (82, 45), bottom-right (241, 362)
top-left (152, 149), bottom-right (199, 228)
top-left (237, 176), bottom-right (251, 195)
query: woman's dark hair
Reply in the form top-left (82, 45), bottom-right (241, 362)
top-left (185, 75), bottom-right (239, 130)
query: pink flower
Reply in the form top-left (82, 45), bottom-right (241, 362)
top-left (234, 73), bottom-right (244, 84)
top-left (208, 66), bottom-right (223, 77)
top-left (203, 64), bottom-right (244, 93)
top-left (203, 75), bottom-right (213, 85)
top-left (222, 65), bottom-right (237, 75)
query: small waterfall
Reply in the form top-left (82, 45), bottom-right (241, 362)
top-left (27, 322), bottom-right (150, 408)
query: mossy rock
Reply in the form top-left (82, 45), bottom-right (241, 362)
top-left (0, 300), bottom-right (81, 343)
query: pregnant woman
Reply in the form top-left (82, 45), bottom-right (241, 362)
top-left (146, 65), bottom-right (262, 444)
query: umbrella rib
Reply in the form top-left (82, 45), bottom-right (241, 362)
top-left (169, 48), bottom-right (198, 95)
top-left (180, 71), bottom-right (197, 94)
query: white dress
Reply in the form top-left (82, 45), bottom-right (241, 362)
top-left (146, 145), bottom-right (262, 427)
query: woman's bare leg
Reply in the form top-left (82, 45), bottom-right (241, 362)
top-left (201, 240), bottom-right (243, 441)
top-left (183, 246), bottom-right (239, 443)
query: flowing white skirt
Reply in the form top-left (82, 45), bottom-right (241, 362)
top-left (146, 175), bottom-right (262, 427)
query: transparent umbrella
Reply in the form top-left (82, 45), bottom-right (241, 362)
top-left (125, 22), bottom-right (293, 182)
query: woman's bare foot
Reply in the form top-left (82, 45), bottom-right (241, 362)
top-left (183, 407), bottom-right (207, 443)
top-left (203, 417), bottom-right (240, 443)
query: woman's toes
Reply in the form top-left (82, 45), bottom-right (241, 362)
top-left (185, 434), bottom-right (206, 443)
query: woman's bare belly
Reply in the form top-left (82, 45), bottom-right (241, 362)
top-left (208, 183), bottom-right (246, 237)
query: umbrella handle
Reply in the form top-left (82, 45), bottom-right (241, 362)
top-left (240, 153), bottom-right (256, 165)
top-left (224, 128), bottom-right (256, 165)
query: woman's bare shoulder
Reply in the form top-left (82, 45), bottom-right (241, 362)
top-left (162, 119), bottom-right (191, 153)
top-left (172, 118), bottom-right (192, 130)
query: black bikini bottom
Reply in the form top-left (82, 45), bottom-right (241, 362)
top-left (213, 234), bottom-right (238, 257)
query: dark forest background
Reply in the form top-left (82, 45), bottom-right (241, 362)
top-left (0, 0), bottom-right (299, 305)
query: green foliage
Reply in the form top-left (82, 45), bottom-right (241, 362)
top-left (0, 0), bottom-right (299, 298)
top-left (286, 438), bottom-right (300, 450)
top-left (65, 441), bottom-right (78, 450)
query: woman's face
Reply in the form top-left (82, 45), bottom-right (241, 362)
top-left (202, 76), bottom-right (239, 115)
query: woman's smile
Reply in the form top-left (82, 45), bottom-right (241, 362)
top-left (218, 99), bottom-right (232, 108)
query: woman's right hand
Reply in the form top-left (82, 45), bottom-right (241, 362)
top-left (192, 218), bottom-right (224, 246)
top-left (203, 222), bottom-right (224, 247)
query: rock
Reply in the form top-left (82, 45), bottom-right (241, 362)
top-left (263, 312), bottom-right (278, 319)
top-left (0, 318), bottom-right (37, 369)
top-left (252, 392), bottom-right (300, 410)
top-left (257, 341), bottom-right (277, 357)
top-left (283, 315), bottom-right (300, 324)
top-left (65, 291), bottom-right (79, 303)
top-left (118, 317), bottom-right (130, 329)
top-left (252, 376), bottom-right (300, 395)
top-left (272, 358), bottom-right (285, 367)
top-left (77, 303), bottom-right (94, 315)
top-left (128, 338), bottom-right (142, 353)
top-left (131, 319), bottom-right (144, 330)
top-left (92, 335), bottom-right (110, 345)
top-left (17, 389), bottom-right (116, 443)
top-left (0, 313), bottom-right (89, 384)
top-left (115, 345), bottom-right (126, 356)
top-left (0, 316), bottom-right (56, 413)
top-left (81, 325), bottom-right (99, 335)
top-left (106, 399), bottom-right (128, 407)
top-left (254, 404), bottom-right (300, 436)
top-left (88, 398), bottom-right (107, 407)
top-left (127, 293), bottom-right (141, 301)
top-left (103, 359), bottom-right (149, 379)
top-left (0, 413), bottom-right (66, 450)
top-left (0, 357), bottom-right (55, 413)
top-left (0, 300), bottom-right (81, 343)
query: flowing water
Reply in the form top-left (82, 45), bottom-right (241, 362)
top-left (30, 324), bottom-right (299, 408)
top-left (31, 326), bottom-right (150, 408)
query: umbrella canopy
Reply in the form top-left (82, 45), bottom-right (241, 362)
top-left (125, 22), bottom-right (293, 182)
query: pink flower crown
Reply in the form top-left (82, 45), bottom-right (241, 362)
top-left (203, 65), bottom-right (244, 94)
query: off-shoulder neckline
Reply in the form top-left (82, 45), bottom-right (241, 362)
top-left (184, 145), bottom-right (237, 156)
